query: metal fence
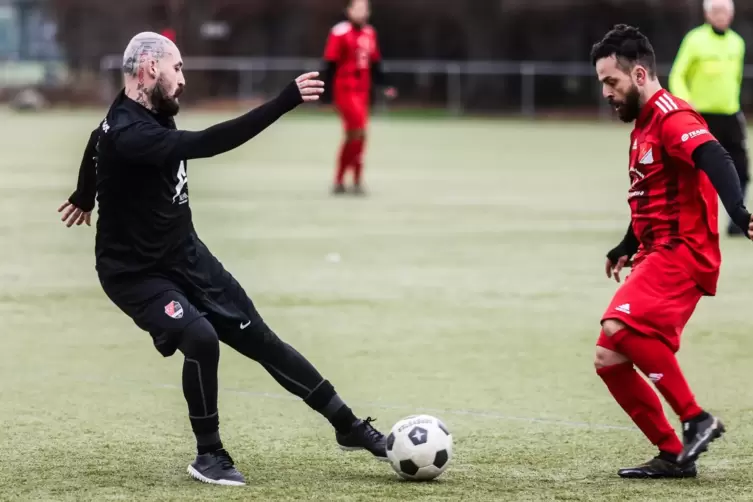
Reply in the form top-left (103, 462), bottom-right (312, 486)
top-left (101, 55), bottom-right (753, 118)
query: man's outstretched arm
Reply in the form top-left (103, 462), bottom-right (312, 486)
top-left (174, 78), bottom-right (311, 159)
top-left (115, 74), bottom-right (323, 165)
top-left (693, 141), bottom-right (752, 235)
top-left (59, 127), bottom-right (99, 227)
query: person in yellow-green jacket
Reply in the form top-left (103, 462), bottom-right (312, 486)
top-left (670, 0), bottom-right (748, 236)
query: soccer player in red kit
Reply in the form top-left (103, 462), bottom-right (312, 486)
top-left (591, 25), bottom-right (753, 479)
top-left (322, 0), bottom-right (397, 195)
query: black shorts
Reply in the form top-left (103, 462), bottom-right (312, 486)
top-left (100, 237), bottom-right (263, 357)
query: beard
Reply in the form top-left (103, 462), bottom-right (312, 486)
top-left (151, 77), bottom-right (182, 117)
top-left (608, 85), bottom-right (641, 123)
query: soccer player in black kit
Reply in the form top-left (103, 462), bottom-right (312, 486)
top-left (58, 32), bottom-right (387, 486)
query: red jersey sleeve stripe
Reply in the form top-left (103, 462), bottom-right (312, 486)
top-left (656, 94), bottom-right (680, 113)
top-left (662, 94), bottom-right (679, 111)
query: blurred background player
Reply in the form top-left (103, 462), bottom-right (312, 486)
top-left (669, 0), bottom-right (748, 236)
top-left (160, 27), bottom-right (177, 43)
top-left (322, 0), bottom-right (397, 196)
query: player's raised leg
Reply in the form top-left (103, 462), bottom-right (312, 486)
top-left (191, 253), bottom-right (388, 460)
top-left (222, 319), bottom-right (388, 460)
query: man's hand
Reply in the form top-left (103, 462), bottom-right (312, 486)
top-left (295, 72), bottom-right (325, 102)
top-left (605, 242), bottom-right (633, 284)
top-left (748, 214), bottom-right (753, 239)
top-left (605, 224), bottom-right (639, 283)
top-left (58, 200), bottom-right (92, 228)
top-left (384, 87), bottom-right (398, 100)
top-left (605, 254), bottom-right (629, 283)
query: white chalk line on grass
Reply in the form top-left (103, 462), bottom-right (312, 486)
top-left (72, 374), bottom-right (636, 432)
top-left (147, 381), bottom-right (637, 433)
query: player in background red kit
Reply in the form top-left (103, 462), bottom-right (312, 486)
top-left (322, 0), bottom-right (397, 195)
top-left (160, 28), bottom-right (176, 43)
top-left (591, 25), bottom-right (753, 479)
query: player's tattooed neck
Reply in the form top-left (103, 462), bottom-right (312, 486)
top-left (135, 76), bottom-right (152, 109)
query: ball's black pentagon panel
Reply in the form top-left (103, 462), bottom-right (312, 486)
top-left (387, 432), bottom-right (395, 451)
top-left (400, 459), bottom-right (419, 476)
top-left (434, 449), bottom-right (449, 468)
top-left (408, 426), bottom-right (428, 446)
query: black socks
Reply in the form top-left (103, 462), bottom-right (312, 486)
top-left (303, 379), bottom-right (358, 433)
top-left (196, 429), bottom-right (223, 455)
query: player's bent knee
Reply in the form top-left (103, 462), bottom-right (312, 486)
top-left (178, 317), bottom-right (220, 360)
top-left (347, 129), bottom-right (365, 141)
top-left (601, 319), bottom-right (627, 338)
top-left (594, 346), bottom-right (629, 370)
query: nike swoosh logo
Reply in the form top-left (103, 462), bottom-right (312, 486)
top-left (240, 321), bottom-right (251, 329)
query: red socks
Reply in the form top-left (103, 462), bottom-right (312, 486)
top-left (597, 327), bottom-right (706, 455)
top-left (351, 138), bottom-right (365, 185)
top-left (597, 362), bottom-right (683, 455)
top-left (335, 140), bottom-right (356, 185)
top-left (335, 137), bottom-right (365, 186)
top-left (614, 330), bottom-right (703, 422)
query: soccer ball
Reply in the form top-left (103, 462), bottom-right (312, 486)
top-left (386, 414), bottom-right (453, 481)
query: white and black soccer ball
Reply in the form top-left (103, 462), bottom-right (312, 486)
top-left (386, 414), bottom-right (452, 481)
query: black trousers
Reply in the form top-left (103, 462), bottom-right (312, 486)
top-left (701, 112), bottom-right (749, 191)
top-left (99, 233), bottom-right (333, 436)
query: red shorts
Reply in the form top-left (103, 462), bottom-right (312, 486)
top-left (598, 248), bottom-right (704, 353)
top-left (335, 91), bottom-right (369, 131)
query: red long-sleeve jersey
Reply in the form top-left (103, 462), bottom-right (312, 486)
top-left (323, 21), bottom-right (382, 95)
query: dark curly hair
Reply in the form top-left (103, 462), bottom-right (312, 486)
top-left (590, 24), bottom-right (657, 77)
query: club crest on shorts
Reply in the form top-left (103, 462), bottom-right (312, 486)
top-left (164, 300), bottom-right (184, 319)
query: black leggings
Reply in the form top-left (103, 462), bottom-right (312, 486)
top-left (177, 316), bottom-right (337, 436)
